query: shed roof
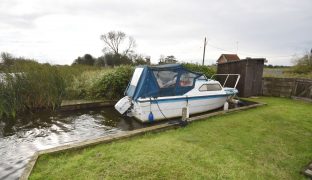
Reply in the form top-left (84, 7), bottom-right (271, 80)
top-left (217, 54), bottom-right (240, 63)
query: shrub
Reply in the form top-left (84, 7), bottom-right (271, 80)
top-left (65, 69), bottom-right (109, 99)
top-left (292, 53), bottom-right (312, 74)
top-left (182, 63), bottom-right (216, 78)
top-left (90, 66), bottom-right (134, 100)
top-left (292, 65), bottom-right (312, 74)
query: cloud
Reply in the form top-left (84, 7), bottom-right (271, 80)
top-left (0, 0), bottom-right (311, 65)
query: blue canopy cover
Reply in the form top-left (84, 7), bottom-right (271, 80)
top-left (126, 64), bottom-right (202, 101)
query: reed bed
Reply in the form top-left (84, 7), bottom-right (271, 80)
top-left (0, 61), bottom-right (65, 119)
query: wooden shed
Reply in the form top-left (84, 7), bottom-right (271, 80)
top-left (217, 58), bottom-right (265, 97)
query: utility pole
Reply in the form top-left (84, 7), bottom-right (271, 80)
top-left (202, 37), bottom-right (207, 66)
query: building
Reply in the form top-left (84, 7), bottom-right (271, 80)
top-left (216, 57), bottom-right (266, 97)
top-left (217, 54), bottom-right (240, 64)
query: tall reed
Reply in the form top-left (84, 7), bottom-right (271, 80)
top-left (0, 61), bottom-right (65, 119)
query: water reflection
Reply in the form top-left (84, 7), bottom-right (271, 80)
top-left (0, 107), bottom-right (141, 180)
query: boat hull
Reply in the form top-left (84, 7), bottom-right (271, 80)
top-left (131, 94), bottom-right (229, 122)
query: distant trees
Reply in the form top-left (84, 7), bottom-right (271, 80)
top-left (100, 31), bottom-right (136, 56)
top-left (104, 53), bottom-right (132, 66)
top-left (98, 31), bottom-right (138, 66)
top-left (72, 31), bottom-right (150, 67)
top-left (72, 54), bottom-right (96, 66)
top-left (94, 56), bottom-right (106, 67)
top-left (165, 55), bottom-right (177, 63)
top-left (129, 54), bottom-right (150, 65)
top-left (72, 53), bottom-right (150, 67)
top-left (158, 55), bottom-right (178, 64)
top-left (264, 64), bottom-right (289, 68)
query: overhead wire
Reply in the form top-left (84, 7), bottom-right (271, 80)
top-left (206, 42), bottom-right (294, 59)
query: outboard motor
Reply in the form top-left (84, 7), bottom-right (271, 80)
top-left (115, 96), bottom-right (132, 115)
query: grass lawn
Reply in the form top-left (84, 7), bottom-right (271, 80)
top-left (30, 97), bottom-right (312, 179)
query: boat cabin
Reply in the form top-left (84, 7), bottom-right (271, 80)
top-left (125, 64), bottom-right (212, 100)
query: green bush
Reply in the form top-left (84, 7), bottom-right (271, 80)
top-left (182, 63), bottom-right (216, 78)
top-left (292, 54), bottom-right (312, 74)
top-left (292, 65), bottom-right (312, 74)
top-left (65, 69), bottom-right (109, 99)
top-left (90, 66), bottom-right (134, 100)
top-left (55, 65), bottom-right (105, 99)
top-left (0, 62), bottom-right (65, 119)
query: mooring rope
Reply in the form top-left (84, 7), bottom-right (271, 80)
top-left (154, 98), bottom-right (169, 120)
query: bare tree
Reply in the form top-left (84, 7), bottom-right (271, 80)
top-left (100, 31), bottom-right (136, 55)
top-left (124, 36), bottom-right (136, 55)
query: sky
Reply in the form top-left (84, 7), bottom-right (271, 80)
top-left (0, 0), bottom-right (311, 65)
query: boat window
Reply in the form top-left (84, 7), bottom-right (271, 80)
top-left (199, 84), bottom-right (222, 91)
top-left (153, 71), bottom-right (178, 88)
top-left (179, 72), bottom-right (197, 87)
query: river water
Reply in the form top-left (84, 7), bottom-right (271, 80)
top-left (0, 107), bottom-right (144, 180)
top-left (0, 101), bottom-right (252, 180)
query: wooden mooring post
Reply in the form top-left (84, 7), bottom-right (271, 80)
top-left (181, 107), bottom-right (189, 126)
top-left (182, 107), bottom-right (189, 121)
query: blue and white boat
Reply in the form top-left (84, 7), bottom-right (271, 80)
top-left (115, 64), bottom-right (240, 122)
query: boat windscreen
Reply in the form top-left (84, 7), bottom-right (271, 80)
top-left (153, 71), bottom-right (178, 88)
top-left (151, 69), bottom-right (200, 97)
top-left (179, 72), bottom-right (197, 87)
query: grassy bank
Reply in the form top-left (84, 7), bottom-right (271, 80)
top-left (30, 97), bottom-right (312, 179)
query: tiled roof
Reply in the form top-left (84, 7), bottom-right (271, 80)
top-left (218, 54), bottom-right (240, 62)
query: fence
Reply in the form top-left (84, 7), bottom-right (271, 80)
top-left (262, 77), bottom-right (312, 100)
